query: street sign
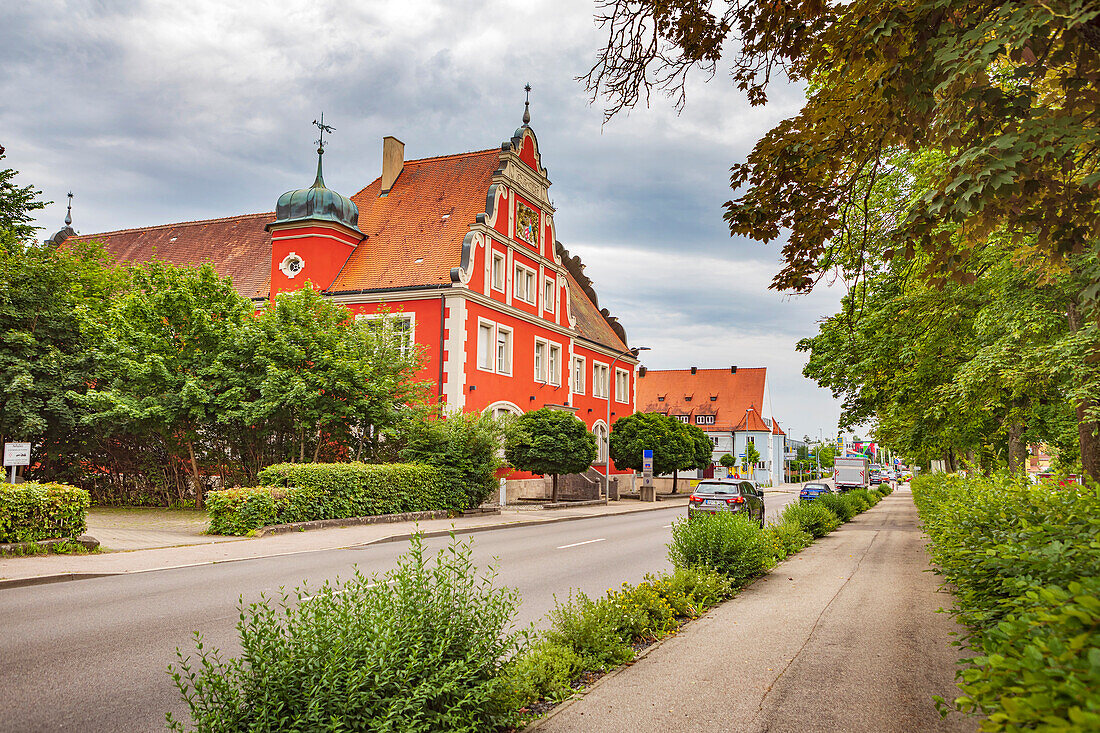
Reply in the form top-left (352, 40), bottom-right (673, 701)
top-left (642, 449), bottom-right (653, 474)
top-left (4, 443), bottom-right (30, 466)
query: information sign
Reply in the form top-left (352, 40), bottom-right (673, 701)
top-left (642, 449), bottom-right (653, 474)
top-left (4, 443), bottom-right (30, 466)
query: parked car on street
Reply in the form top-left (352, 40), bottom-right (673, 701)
top-left (688, 479), bottom-right (766, 526)
top-left (799, 482), bottom-right (834, 502)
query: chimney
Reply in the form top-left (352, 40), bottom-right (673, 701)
top-left (691, 366), bottom-right (697, 375)
top-left (381, 136), bottom-right (405, 194)
top-left (731, 366), bottom-right (737, 373)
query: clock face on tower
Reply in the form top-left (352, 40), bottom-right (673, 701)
top-left (279, 252), bottom-right (305, 278)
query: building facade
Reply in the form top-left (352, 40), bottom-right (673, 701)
top-left (636, 367), bottom-right (787, 486)
top-left (66, 112), bottom-right (639, 496)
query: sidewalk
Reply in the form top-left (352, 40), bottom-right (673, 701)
top-left (530, 490), bottom-right (974, 733)
top-left (0, 495), bottom-right (690, 588)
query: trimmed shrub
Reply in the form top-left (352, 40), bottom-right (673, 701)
top-left (168, 533), bottom-right (524, 732)
top-left (205, 486), bottom-right (279, 536)
top-left (259, 461), bottom-right (449, 517)
top-left (0, 482), bottom-right (89, 542)
top-left (766, 520), bottom-right (814, 560)
top-left (850, 488), bottom-right (878, 510)
top-left (913, 473), bottom-right (1100, 730)
top-left (815, 493), bottom-right (856, 522)
top-left (399, 412), bottom-right (506, 510)
top-left (668, 512), bottom-right (772, 584)
top-left (877, 482), bottom-right (890, 493)
top-left (780, 501), bottom-right (841, 538)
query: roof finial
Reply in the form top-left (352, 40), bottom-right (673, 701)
top-left (311, 113), bottom-right (334, 187)
top-left (64, 191), bottom-right (73, 227)
top-left (522, 83), bottom-right (531, 126)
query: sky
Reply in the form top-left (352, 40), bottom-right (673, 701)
top-left (1, 0), bottom-right (847, 443)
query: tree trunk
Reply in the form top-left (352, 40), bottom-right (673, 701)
top-left (186, 440), bottom-right (203, 509)
top-left (299, 426), bottom-right (306, 463)
top-left (312, 426), bottom-right (322, 463)
top-left (1068, 301), bottom-right (1100, 482)
top-left (1007, 419), bottom-right (1027, 473)
top-left (671, 468), bottom-right (678, 494)
top-left (551, 473), bottom-right (559, 502)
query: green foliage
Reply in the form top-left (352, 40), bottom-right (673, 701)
top-left (205, 487), bottom-right (279, 536)
top-left (542, 592), bottom-right (635, 673)
top-left (499, 640), bottom-right (584, 707)
top-left (817, 492), bottom-right (857, 522)
top-left (878, 483), bottom-right (894, 497)
top-left (504, 408), bottom-right (596, 501)
top-left (0, 482), bottom-right (89, 542)
top-left (741, 441), bottom-right (760, 473)
top-left (780, 501), bottom-right (840, 539)
top-left (643, 566), bottom-right (733, 617)
top-left (0, 150), bottom-right (46, 247)
top-left (399, 411), bottom-right (505, 510)
top-left (167, 534), bottom-right (525, 732)
top-left (850, 488), bottom-right (880, 511)
top-left (718, 453), bottom-right (737, 469)
top-left (765, 521), bottom-right (813, 561)
top-left (877, 482), bottom-right (890, 492)
top-left (668, 512), bottom-right (772, 584)
top-left (913, 473), bottom-right (1100, 730)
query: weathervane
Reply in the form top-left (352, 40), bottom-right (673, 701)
top-left (522, 83), bottom-right (531, 126)
top-left (313, 113), bottom-right (334, 154)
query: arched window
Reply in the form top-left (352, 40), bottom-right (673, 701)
top-left (484, 401), bottom-right (523, 420)
top-left (593, 422), bottom-right (608, 464)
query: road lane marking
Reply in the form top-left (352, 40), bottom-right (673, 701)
top-left (556, 538), bottom-right (606, 549)
top-left (301, 579), bottom-right (393, 602)
top-left (663, 524), bottom-right (673, 528)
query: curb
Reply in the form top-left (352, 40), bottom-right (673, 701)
top-left (0, 501), bottom-right (688, 591)
top-left (253, 510), bottom-right (450, 537)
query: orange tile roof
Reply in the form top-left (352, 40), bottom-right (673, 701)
top-left (70, 212), bottom-right (273, 299)
top-left (637, 367), bottom-right (769, 432)
top-left (733, 408), bottom-right (770, 432)
top-left (67, 145), bottom-right (627, 351)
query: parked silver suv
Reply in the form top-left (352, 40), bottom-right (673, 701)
top-left (688, 479), bottom-right (766, 527)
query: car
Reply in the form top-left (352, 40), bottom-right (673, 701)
top-left (799, 482), bottom-right (834, 502)
top-left (688, 479), bottom-right (766, 527)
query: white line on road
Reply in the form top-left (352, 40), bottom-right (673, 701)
top-left (557, 538), bottom-right (606, 550)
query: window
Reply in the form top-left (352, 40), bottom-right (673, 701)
top-left (549, 344), bottom-right (561, 386)
top-left (478, 319), bottom-right (512, 375)
top-left (478, 322), bottom-right (494, 370)
top-left (746, 436), bottom-right (755, 445)
top-left (710, 396), bottom-right (717, 401)
top-left (594, 424), bottom-right (608, 463)
top-left (615, 368), bottom-right (630, 404)
top-left (572, 356), bottom-right (585, 394)
top-left (593, 362), bottom-right (609, 398)
top-left (534, 339), bottom-right (548, 382)
top-left (696, 415), bottom-right (715, 425)
top-left (496, 326), bottom-right (512, 375)
top-left (514, 263), bottom-right (536, 304)
top-left (675, 415), bottom-right (690, 423)
top-left (356, 313), bottom-right (414, 356)
top-left (657, 396), bottom-right (665, 402)
top-left (543, 277), bottom-right (555, 313)
top-left (709, 437), bottom-right (719, 447)
top-left (491, 252), bottom-right (505, 292)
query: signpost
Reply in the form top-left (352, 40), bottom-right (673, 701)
top-left (640, 449), bottom-right (655, 502)
top-left (4, 442), bottom-right (30, 484)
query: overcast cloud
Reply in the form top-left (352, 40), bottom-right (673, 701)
top-left (1, 0), bottom-right (845, 442)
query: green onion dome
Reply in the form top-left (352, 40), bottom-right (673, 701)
top-left (273, 150), bottom-right (361, 233)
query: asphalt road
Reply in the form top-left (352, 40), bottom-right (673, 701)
top-left (0, 492), bottom-right (799, 732)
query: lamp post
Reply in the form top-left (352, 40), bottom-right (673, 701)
top-left (604, 345), bottom-right (650, 499)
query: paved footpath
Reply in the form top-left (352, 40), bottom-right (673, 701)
top-left (532, 489), bottom-right (975, 733)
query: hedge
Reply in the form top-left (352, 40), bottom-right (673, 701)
top-left (207, 463), bottom-right (449, 535)
top-left (0, 482), bottom-right (90, 543)
top-left (912, 473), bottom-right (1100, 730)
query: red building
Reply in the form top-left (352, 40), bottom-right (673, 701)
top-left (66, 110), bottom-right (640, 498)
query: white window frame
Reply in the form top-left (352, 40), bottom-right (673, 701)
top-left (476, 318), bottom-right (512, 376)
top-left (496, 325), bottom-right (513, 376)
top-left (549, 343), bottom-right (561, 386)
top-left (514, 262), bottom-right (537, 305)
top-left (593, 422), bottom-right (609, 464)
top-left (614, 367), bottom-right (630, 404)
top-left (675, 415), bottom-right (690, 423)
top-left (355, 312), bottom-right (415, 356)
top-left (592, 361), bottom-right (609, 399)
top-left (534, 338), bottom-right (549, 383)
top-left (572, 355), bottom-right (586, 395)
top-left (490, 251), bottom-right (506, 292)
top-left (543, 276), bottom-right (556, 313)
top-left (697, 415), bottom-right (715, 425)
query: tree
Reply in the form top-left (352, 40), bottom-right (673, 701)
top-left (608, 412), bottom-right (706, 493)
top-left (0, 149), bottom-right (46, 249)
top-left (400, 411), bottom-right (506, 510)
top-left (742, 442), bottom-right (761, 476)
top-left (504, 408), bottom-right (597, 502)
top-left (718, 453), bottom-right (737, 469)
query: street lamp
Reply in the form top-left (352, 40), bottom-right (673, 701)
top-left (604, 345), bottom-right (650, 499)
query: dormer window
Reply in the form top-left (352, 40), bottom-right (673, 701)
top-left (710, 396), bottom-right (717, 401)
top-left (657, 396), bottom-right (665, 402)
top-left (684, 396), bottom-right (693, 402)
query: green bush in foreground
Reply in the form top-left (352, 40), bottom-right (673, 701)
top-left (780, 501), bottom-right (841, 538)
top-left (167, 534), bottom-right (525, 732)
top-left (765, 520), bottom-right (814, 560)
top-left (205, 486), bottom-right (279, 535)
top-left (913, 473), bottom-right (1100, 730)
top-left (668, 512), bottom-right (772, 584)
top-left (542, 592), bottom-right (635, 672)
top-left (0, 482), bottom-right (90, 542)
top-left (500, 640), bottom-right (583, 707)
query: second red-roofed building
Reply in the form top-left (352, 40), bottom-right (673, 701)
top-left (636, 366), bottom-right (788, 486)
top-left (62, 109), bottom-right (640, 500)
